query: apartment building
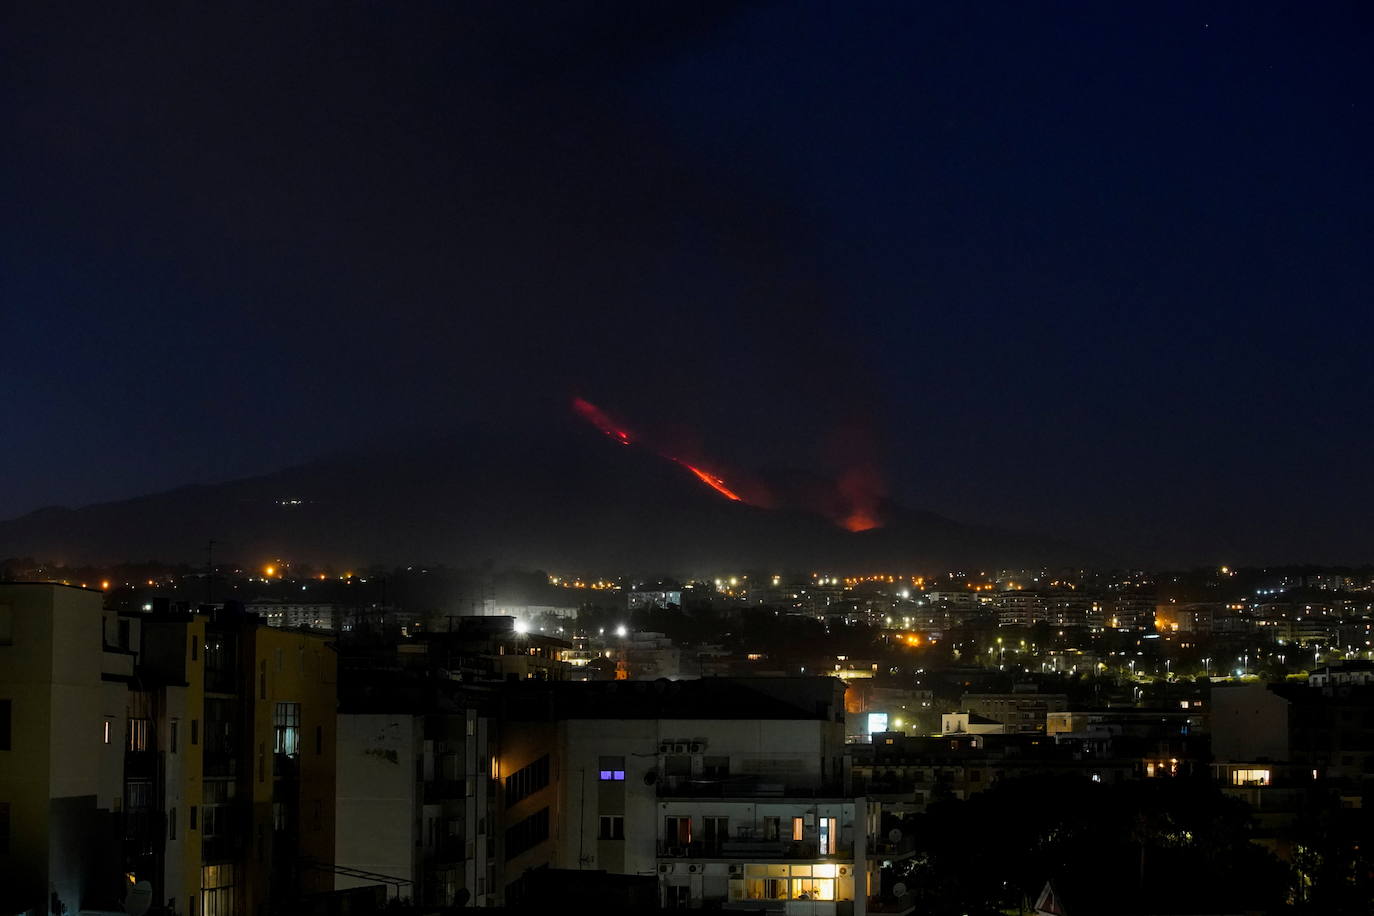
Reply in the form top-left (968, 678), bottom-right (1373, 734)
top-left (0, 584), bottom-right (337, 916)
top-left (334, 673), bottom-right (497, 906)
top-left (498, 677), bottom-right (890, 915)
top-left (0, 583), bottom-right (131, 916)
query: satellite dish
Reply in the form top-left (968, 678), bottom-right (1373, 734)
top-left (887, 828), bottom-right (903, 843)
top-left (643, 770), bottom-right (659, 786)
top-left (124, 881), bottom-right (153, 916)
top-left (892, 883), bottom-right (908, 898)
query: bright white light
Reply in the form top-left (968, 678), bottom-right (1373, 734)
top-left (514, 620), bottom-right (528, 634)
top-left (615, 624), bottom-right (628, 637)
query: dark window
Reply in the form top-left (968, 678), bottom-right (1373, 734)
top-left (190, 806), bottom-right (198, 830)
top-left (703, 816), bottom-right (728, 852)
top-left (315, 725), bottom-right (323, 755)
top-left (169, 807), bottom-right (176, 840)
top-left (0, 801), bottom-right (8, 853)
top-left (665, 815), bottom-right (692, 846)
top-left (598, 755), bottom-right (625, 781)
top-left (504, 807), bottom-right (549, 859)
top-left (259, 661), bottom-right (266, 700)
top-left (598, 815), bottom-right (624, 840)
top-left (191, 719), bottom-right (199, 746)
top-left (0, 700), bottom-right (10, 751)
top-left (170, 721), bottom-right (178, 754)
top-left (190, 634), bottom-right (197, 661)
top-left (118, 620), bottom-right (131, 650)
top-left (505, 755), bottom-right (550, 807)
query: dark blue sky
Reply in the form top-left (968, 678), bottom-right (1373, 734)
top-left (3, 2), bottom-right (1371, 565)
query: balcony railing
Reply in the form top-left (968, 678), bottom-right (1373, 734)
top-left (658, 776), bottom-right (848, 799)
top-left (658, 839), bottom-right (852, 860)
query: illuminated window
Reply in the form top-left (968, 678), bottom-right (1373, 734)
top-left (818, 817), bottom-right (838, 854)
top-left (1232, 768), bottom-right (1270, 786)
top-left (127, 718), bottom-right (150, 752)
top-left (598, 755), bottom-right (626, 781)
top-left (201, 864), bottom-right (236, 916)
top-left (273, 702), bottom-right (300, 756)
top-left (791, 816), bottom-right (804, 841)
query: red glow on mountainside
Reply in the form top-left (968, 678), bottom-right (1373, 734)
top-left (571, 396), bottom-right (747, 504)
top-left (676, 461), bottom-right (743, 501)
top-left (836, 463), bottom-right (885, 531)
top-left (571, 397), bottom-right (632, 446)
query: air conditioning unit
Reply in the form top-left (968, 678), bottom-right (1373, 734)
top-left (659, 742), bottom-right (673, 754)
top-left (727, 864), bottom-right (743, 876)
top-left (689, 741), bottom-right (704, 753)
top-left (659, 864), bottom-right (672, 874)
top-left (687, 864), bottom-right (701, 874)
top-left (673, 742), bottom-right (689, 754)
top-left (838, 865), bottom-right (851, 877)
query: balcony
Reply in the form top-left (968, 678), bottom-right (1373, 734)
top-left (658, 839), bottom-right (852, 860)
top-left (657, 776), bottom-right (848, 799)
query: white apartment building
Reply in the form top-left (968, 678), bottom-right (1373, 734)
top-left (499, 678), bottom-right (893, 915)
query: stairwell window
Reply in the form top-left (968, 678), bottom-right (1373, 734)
top-left (273, 702), bottom-right (300, 756)
top-left (598, 815), bottom-right (624, 840)
top-left (598, 756), bottom-right (625, 781)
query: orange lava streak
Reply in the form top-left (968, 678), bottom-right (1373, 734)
top-left (571, 396), bottom-right (745, 503)
top-left (677, 461), bottom-right (743, 501)
top-left (571, 396), bottom-right (632, 445)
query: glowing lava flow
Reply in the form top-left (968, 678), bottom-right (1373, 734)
top-left (571, 397), bottom-right (632, 445)
top-left (676, 461), bottom-right (743, 501)
top-left (572, 396), bottom-right (744, 502)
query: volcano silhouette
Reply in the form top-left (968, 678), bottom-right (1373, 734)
top-left (0, 409), bottom-right (1101, 572)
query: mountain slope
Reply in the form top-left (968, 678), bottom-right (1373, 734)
top-left (0, 416), bottom-right (1101, 572)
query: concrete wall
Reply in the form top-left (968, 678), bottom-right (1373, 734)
top-left (1212, 683), bottom-right (1291, 762)
top-left (0, 584), bottom-right (112, 916)
top-left (335, 714), bottom-right (419, 894)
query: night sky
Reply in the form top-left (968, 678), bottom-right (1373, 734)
top-left (3, 2), bottom-right (1371, 565)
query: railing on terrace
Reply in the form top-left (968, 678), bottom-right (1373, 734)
top-left (658, 839), bottom-right (853, 860)
top-left (658, 776), bottom-right (848, 798)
